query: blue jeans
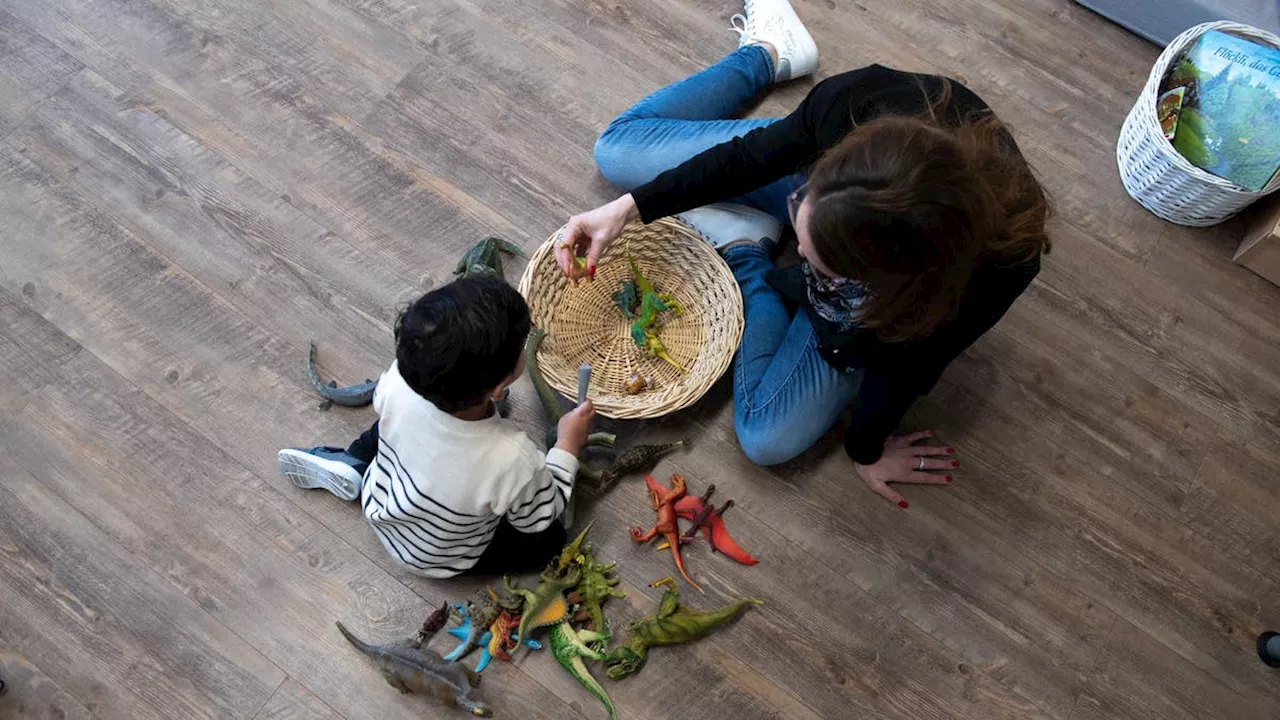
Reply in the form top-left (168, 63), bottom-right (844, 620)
top-left (593, 47), bottom-right (862, 466)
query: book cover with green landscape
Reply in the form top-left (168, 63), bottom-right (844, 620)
top-left (1159, 30), bottom-right (1280, 191)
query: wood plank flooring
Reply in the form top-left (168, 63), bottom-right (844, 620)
top-left (1, 0), bottom-right (1279, 718)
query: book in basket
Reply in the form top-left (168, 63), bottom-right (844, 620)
top-left (1159, 29), bottom-right (1280, 192)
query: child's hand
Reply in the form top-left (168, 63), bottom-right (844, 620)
top-left (554, 400), bottom-right (596, 456)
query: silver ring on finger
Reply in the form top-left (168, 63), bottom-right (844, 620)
top-left (916, 456), bottom-right (926, 471)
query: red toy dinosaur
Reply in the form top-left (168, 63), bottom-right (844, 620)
top-left (647, 477), bottom-right (759, 566)
top-left (632, 474), bottom-right (703, 593)
top-left (674, 486), bottom-right (758, 566)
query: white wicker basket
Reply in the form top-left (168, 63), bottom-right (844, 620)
top-left (1117, 21), bottom-right (1280, 227)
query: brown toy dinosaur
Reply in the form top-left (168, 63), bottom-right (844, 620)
top-left (631, 474), bottom-right (702, 593)
top-left (337, 603), bottom-right (492, 717)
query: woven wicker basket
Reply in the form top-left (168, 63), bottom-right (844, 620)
top-left (518, 218), bottom-right (744, 420)
top-left (1117, 21), bottom-right (1280, 226)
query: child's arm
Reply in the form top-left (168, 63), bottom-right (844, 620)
top-left (506, 448), bottom-right (577, 532)
top-left (506, 401), bottom-right (594, 532)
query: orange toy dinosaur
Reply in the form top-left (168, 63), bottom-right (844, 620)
top-left (631, 474), bottom-right (703, 593)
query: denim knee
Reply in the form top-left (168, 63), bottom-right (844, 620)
top-left (592, 122), bottom-right (631, 188)
top-left (735, 416), bottom-right (801, 467)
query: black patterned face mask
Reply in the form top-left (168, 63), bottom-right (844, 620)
top-left (802, 261), bottom-right (866, 332)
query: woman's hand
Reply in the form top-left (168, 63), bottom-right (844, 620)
top-left (555, 194), bottom-right (639, 282)
top-left (853, 430), bottom-right (958, 509)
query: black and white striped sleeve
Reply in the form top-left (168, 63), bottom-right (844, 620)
top-left (505, 448), bottom-right (577, 533)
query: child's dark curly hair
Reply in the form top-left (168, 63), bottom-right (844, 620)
top-left (394, 276), bottom-right (531, 413)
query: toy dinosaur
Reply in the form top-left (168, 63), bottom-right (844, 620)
top-left (454, 236), bottom-right (524, 279)
top-left (631, 474), bottom-right (702, 593)
top-left (444, 590), bottom-right (507, 663)
top-left (505, 565), bottom-right (582, 645)
top-left (336, 604), bottom-right (493, 717)
top-left (591, 440), bottom-right (688, 496)
top-left (573, 542), bottom-right (626, 635)
top-left (548, 621), bottom-right (615, 720)
top-left (614, 241), bottom-right (686, 374)
top-left (665, 482), bottom-right (758, 566)
top-left (603, 577), bottom-right (761, 680)
top-left (550, 521), bottom-right (595, 578)
top-left (487, 609), bottom-right (542, 663)
top-left (306, 340), bottom-right (377, 409)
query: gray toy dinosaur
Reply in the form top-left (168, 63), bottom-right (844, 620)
top-left (336, 603), bottom-right (493, 717)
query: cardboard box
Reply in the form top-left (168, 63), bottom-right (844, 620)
top-left (1235, 197), bottom-right (1280, 286)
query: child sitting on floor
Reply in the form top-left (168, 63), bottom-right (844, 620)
top-left (277, 276), bottom-right (594, 578)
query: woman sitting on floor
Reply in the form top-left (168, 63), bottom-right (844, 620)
top-left (555, 0), bottom-right (1049, 507)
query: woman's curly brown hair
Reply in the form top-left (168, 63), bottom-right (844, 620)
top-left (804, 80), bottom-right (1051, 342)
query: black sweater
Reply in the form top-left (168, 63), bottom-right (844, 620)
top-left (629, 65), bottom-right (1041, 465)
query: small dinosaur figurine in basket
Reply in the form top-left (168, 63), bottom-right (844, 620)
top-left (612, 240), bottom-right (686, 373)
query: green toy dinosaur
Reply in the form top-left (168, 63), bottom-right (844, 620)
top-left (572, 542), bottom-right (626, 637)
top-left (603, 577), bottom-right (761, 680)
top-left (336, 604), bottom-right (493, 717)
top-left (454, 236), bottom-right (524, 279)
top-left (504, 565), bottom-right (582, 645)
top-left (547, 621), bottom-right (615, 720)
top-left (613, 241), bottom-right (686, 374)
top-left (524, 328), bottom-right (618, 523)
top-left (550, 521), bottom-right (595, 578)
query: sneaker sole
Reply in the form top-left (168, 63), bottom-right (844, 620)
top-left (277, 449), bottom-right (362, 501)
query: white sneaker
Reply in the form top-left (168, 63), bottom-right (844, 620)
top-left (675, 202), bottom-right (783, 253)
top-left (730, 0), bottom-right (819, 82)
top-left (277, 447), bottom-right (364, 501)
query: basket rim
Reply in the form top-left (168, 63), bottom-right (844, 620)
top-left (1131, 20), bottom-right (1280, 196)
top-left (517, 217), bottom-right (745, 420)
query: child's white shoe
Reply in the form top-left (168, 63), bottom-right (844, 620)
top-left (278, 447), bottom-right (363, 501)
top-left (730, 0), bottom-right (819, 82)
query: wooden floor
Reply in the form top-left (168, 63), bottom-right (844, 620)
top-left (1, 0), bottom-right (1279, 717)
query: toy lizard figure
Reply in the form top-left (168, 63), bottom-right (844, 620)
top-left (631, 474), bottom-right (702, 593)
top-left (616, 240), bottom-right (686, 374)
top-left (505, 565), bottom-right (582, 645)
top-left (573, 542), bottom-right (626, 635)
top-left (336, 604), bottom-right (493, 717)
top-left (603, 577), bottom-right (762, 680)
top-left (589, 440), bottom-right (688, 496)
top-left (454, 236), bottom-right (524, 279)
top-left (548, 620), bottom-right (615, 720)
top-left (306, 340), bottom-right (377, 409)
top-left (659, 482), bottom-right (758, 566)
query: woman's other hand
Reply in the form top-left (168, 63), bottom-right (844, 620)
top-left (555, 194), bottom-right (639, 282)
top-left (853, 430), bottom-right (958, 509)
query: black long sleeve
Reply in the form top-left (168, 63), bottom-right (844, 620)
top-left (841, 258), bottom-right (1040, 464)
top-left (629, 65), bottom-right (992, 222)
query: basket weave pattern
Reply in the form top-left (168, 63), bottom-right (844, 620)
top-left (518, 218), bottom-right (744, 419)
top-left (1116, 21), bottom-right (1280, 226)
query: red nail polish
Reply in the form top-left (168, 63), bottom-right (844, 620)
top-left (945, 475), bottom-right (953, 482)
top-left (588, 264), bottom-right (597, 277)
top-left (951, 460), bottom-right (960, 468)
top-left (898, 500), bottom-right (909, 509)
top-left (926, 430), bottom-right (934, 437)
top-left (945, 448), bottom-right (954, 455)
